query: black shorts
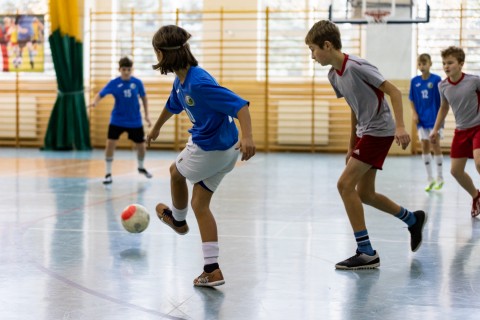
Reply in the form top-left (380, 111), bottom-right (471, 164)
top-left (107, 124), bottom-right (145, 143)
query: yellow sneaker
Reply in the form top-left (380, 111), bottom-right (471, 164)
top-left (433, 180), bottom-right (444, 190)
top-left (424, 181), bottom-right (435, 192)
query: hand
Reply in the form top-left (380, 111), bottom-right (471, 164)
top-left (395, 126), bottom-right (411, 150)
top-left (89, 102), bottom-right (96, 109)
top-left (237, 136), bottom-right (256, 161)
top-left (345, 149), bottom-right (353, 165)
top-left (146, 128), bottom-right (160, 148)
top-left (145, 116), bottom-right (152, 128)
top-left (429, 130), bottom-right (438, 144)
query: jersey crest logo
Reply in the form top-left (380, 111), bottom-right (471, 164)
top-left (185, 95), bottom-right (195, 106)
top-left (130, 83), bottom-right (136, 90)
top-left (427, 82), bottom-right (433, 89)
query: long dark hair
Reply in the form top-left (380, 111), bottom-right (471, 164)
top-left (152, 25), bottom-right (198, 74)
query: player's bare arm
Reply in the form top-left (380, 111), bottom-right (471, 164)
top-left (236, 105), bottom-right (256, 161)
top-left (346, 110), bottom-right (357, 165)
top-left (379, 80), bottom-right (410, 150)
top-left (146, 108), bottom-right (174, 147)
top-left (409, 101), bottom-right (419, 124)
top-left (430, 99), bottom-right (449, 144)
top-left (141, 96), bottom-right (151, 127)
top-left (89, 93), bottom-right (101, 108)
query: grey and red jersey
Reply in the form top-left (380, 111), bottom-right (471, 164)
top-left (328, 54), bottom-right (395, 137)
top-left (439, 73), bottom-right (480, 130)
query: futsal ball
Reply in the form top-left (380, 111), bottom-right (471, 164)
top-left (121, 204), bottom-right (150, 233)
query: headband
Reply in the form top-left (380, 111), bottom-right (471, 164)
top-left (160, 42), bottom-right (188, 50)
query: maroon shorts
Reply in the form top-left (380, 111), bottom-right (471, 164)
top-left (451, 124), bottom-right (480, 159)
top-left (351, 135), bottom-right (394, 170)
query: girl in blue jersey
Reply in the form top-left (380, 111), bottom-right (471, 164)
top-left (409, 54), bottom-right (443, 191)
top-left (147, 25), bottom-right (255, 287)
top-left (90, 57), bottom-right (152, 184)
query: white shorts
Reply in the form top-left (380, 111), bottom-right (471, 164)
top-left (175, 137), bottom-right (239, 192)
top-left (417, 127), bottom-right (443, 141)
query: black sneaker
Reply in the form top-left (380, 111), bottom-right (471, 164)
top-left (335, 250), bottom-right (380, 270)
top-left (408, 210), bottom-right (427, 252)
top-left (102, 174), bottom-right (112, 185)
top-left (138, 168), bottom-right (153, 178)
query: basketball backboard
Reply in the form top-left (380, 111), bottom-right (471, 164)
top-left (329, 0), bottom-right (430, 24)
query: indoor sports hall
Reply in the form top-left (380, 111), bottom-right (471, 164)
top-left (1, 0), bottom-right (480, 319)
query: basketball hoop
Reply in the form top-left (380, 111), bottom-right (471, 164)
top-left (364, 9), bottom-right (391, 23)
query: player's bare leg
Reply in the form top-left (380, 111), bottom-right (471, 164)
top-left (103, 139), bottom-right (117, 184)
top-left (135, 142), bottom-right (152, 178)
top-left (421, 139), bottom-right (435, 191)
top-left (155, 163), bottom-right (189, 235)
top-left (191, 183), bottom-right (224, 286)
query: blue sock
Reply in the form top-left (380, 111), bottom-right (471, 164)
top-left (395, 207), bottom-right (416, 227)
top-left (354, 230), bottom-right (375, 256)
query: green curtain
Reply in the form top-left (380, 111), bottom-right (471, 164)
top-left (43, 1), bottom-right (91, 150)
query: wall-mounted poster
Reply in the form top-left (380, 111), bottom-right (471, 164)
top-left (0, 14), bottom-right (45, 72)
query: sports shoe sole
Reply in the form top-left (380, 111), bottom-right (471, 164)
top-left (194, 279), bottom-right (226, 287)
top-left (335, 262), bottom-right (380, 270)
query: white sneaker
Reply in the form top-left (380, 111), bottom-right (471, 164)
top-left (102, 174), bottom-right (112, 185)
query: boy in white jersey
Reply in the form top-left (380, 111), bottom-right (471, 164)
top-left (147, 25), bottom-right (256, 286)
top-left (305, 20), bottom-right (427, 270)
top-left (430, 46), bottom-right (480, 217)
top-left (409, 54), bottom-right (444, 191)
top-left (90, 57), bottom-right (152, 185)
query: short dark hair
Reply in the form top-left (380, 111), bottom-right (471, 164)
top-left (417, 53), bottom-right (431, 64)
top-left (305, 20), bottom-right (342, 50)
top-left (441, 46), bottom-right (465, 64)
top-left (151, 25), bottom-right (198, 75)
top-left (119, 57), bottom-right (133, 68)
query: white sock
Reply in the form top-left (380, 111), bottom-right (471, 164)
top-left (434, 154), bottom-right (443, 180)
top-left (106, 157), bottom-right (113, 175)
top-left (422, 154), bottom-right (433, 181)
top-left (137, 158), bottom-right (144, 169)
top-left (172, 205), bottom-right (188, 221)
top-left (202, 242), bottom-right (219, 265)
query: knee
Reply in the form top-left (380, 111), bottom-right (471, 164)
top-left (170, 163), bottom-right (184, 182)
top-left (337, 178), bottom-right (353, 196)
top-left (357, 189), bottom-right (375, 205)
top-left (450, 167), bottom-right (462, 179)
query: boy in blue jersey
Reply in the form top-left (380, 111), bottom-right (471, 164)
top-left (147, 25), bottom-right (255, 287)
top-left (409, 54), bottom-right (444, 191)
top-left (90, 57), bottom-right (152, 184)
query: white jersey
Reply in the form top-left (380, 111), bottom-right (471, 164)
top-left (328, 54), bottom-right (395, 137)
top-left (439, 73), bottom-right (480, 130)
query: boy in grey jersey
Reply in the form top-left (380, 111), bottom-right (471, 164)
top-left (305, 20), bottom-right (427, 270)
top-left (430, 46), bottom-right (480, 217)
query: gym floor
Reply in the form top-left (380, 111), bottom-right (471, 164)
top-left (1, 147), bottom-right (479, 319)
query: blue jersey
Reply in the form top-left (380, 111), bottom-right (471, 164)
top-left (409, 73), bottom-right (442, 129)
top-left (165, 66), bottom-right (249, 151)
top-left (100, 76), bottom-right (146, 128)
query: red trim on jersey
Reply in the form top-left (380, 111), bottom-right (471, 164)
top-left (336, 53), bottom-right (349, 76)
top-left (447, 72), bottom-right (465, 85)
top-left (363, 80), bottom-right (384, 115)
top-left (477, 89), bottom-right (480, 114)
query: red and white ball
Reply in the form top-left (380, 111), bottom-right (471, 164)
top-left (121, 204), bottom-right (150, 233)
